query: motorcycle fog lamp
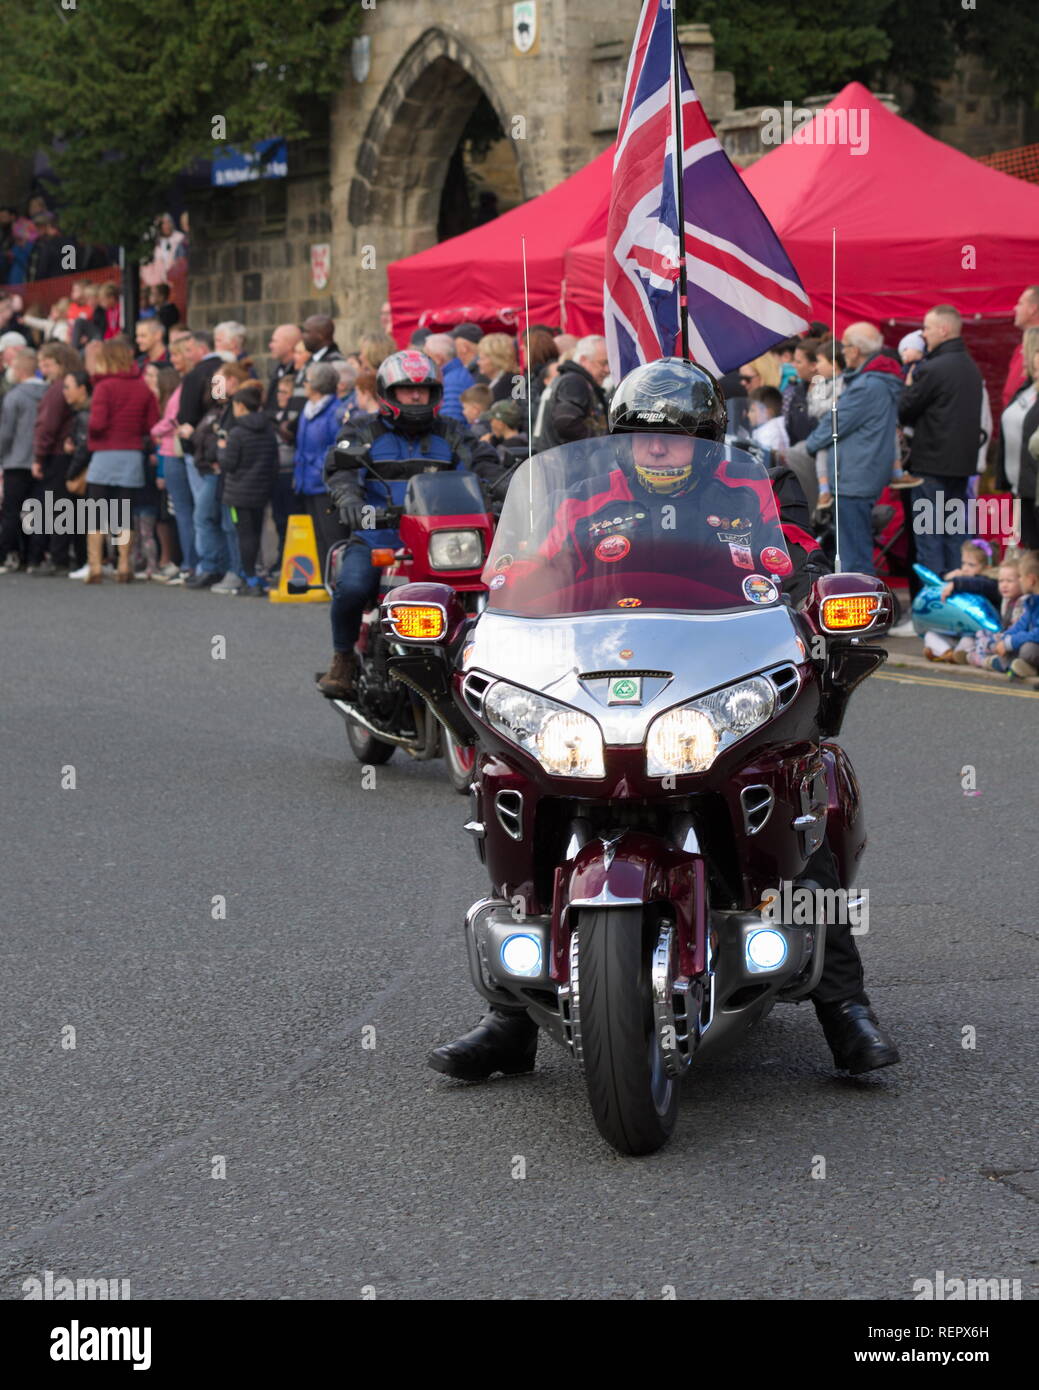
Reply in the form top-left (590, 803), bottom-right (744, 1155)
top-left (501, 933), bottom-right (542, 977)
top-left (746, 929), bottom-right (788, 973)
top-left (430, 529), bottom-right (483, 570)
top-left (646, 707), bottom-right (718, 776)
top-left (536, 710), bottom-right (605, 778)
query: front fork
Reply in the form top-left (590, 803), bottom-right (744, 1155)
top-left (465, 816), bottom-right (827, 1066)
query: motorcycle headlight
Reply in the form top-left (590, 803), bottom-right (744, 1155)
top-left (483, 682), bottom-right (605, 778)
top-left (646, 677), bottom-right (775, 776)
top-left (646, 708), bottom-right (718, 776)
top-left (429, 529), bottom-right (483, 570)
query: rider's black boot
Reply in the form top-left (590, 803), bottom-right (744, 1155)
top-left (815, 996), bottom-right (901, 1075)
top-left (428, 1007), bottom-right (538, 1081)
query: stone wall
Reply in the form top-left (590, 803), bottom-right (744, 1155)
top-left (184, 6), bottom-right (736, 356)
top-left (184, 139), bottom-right (333, 360)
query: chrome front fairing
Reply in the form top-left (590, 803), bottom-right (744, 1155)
top-left (463, 606), bottom-right (804, 745)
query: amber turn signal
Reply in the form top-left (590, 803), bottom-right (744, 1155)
top-left (370, 548), bottom-right (396, 567)
top-left (820, 594), bottom-right (881, 631)
top-left (388, 604), bottom-right (446, 641)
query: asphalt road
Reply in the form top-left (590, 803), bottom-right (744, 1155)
top-left (1, 574), bottom-right (1035, 1300)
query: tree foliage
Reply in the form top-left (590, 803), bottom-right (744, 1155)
top-left (680, 0), bottom-right (1039, 124)
top-left (0, 0), bottom-right (361, 249)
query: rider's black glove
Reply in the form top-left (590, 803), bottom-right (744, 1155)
top-left (339, 502), bottom-right (368, 531)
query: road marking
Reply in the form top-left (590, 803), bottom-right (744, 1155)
top-left (876, 670), bottom-right (1039, 699)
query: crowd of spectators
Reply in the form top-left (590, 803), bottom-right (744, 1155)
top-left (1, 285), bottom-right (1036, 678)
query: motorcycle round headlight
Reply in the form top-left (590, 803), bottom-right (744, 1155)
top-left (536, 710), bottom-right (605, 778)
top-left (429, 529), bottom-right (483, 570)
top-left (646, 707), bottom-right (718, 776)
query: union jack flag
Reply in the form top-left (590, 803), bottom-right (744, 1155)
top-left (604, 0), bottom-right (811, 381)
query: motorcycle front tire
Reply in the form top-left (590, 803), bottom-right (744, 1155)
top-left (578, 907), bottom-right (679, 1156)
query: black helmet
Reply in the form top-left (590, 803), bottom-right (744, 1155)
top-left (376, 349), bottom-right (443, 433)
top-left (608, 357), bottom-right (727, 442)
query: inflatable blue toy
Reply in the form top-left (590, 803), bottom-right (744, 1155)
top-left (910, 563), bottom-right (1001, 638)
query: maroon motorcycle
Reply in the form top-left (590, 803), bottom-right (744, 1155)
top-left (381, 435), bottom-right (893, 1154)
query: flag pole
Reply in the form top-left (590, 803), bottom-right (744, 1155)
top-left (831, 226), bottom-right (841, 573)
top-left (670, 7), bottom-right (691, 363)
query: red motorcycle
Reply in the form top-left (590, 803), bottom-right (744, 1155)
top-left (321, 464), bottom-right (494, 792)
top-left (380, 435), bottom-right (894, 1154)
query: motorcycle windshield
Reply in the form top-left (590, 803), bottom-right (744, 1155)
top-left (404, 469), bottom-right (486, 516)
top-left (482, 434), bottom-right (793, 616)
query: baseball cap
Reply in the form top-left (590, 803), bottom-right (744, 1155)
top-left (488, 399), bottom-right (521, 428)
top-left (451, 322), bottom-right (483, 344)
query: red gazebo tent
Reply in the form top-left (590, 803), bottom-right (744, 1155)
top-left (386, 146), bottom-right (615, 346)
top-left (561, 84), bottom-right (1039, 390)
top-left (389, 84), bottom-right (1039, 396)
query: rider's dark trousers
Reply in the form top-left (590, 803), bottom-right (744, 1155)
top-left (804, 842), bottom-right (868, 1006)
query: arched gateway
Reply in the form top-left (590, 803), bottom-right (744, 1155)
top-left (185, 6), bottom-right (735, 350)
top-left (330, 1), bottom-right (622, 342)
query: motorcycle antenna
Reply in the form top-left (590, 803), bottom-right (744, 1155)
top-left (671, 5), bottom-right (691, 362)
top-left (831, 226), bottom-right (841, 572)
top-left (521, 234), bottom-right (534, 454)
top-left (522, 233), bottom-right (535, 528)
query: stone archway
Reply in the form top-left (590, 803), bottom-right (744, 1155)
top-left (341, 26), bottom-right (533, 338)
top-left (348, 26), bottom-right (531, 245)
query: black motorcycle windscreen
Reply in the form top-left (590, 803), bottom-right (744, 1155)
top-left (403, 469), bottom-right (487, 517)
top-left (482, 434), bottom-right (793, 618)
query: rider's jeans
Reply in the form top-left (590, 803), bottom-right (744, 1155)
top-left (331, 542), bottom-right (381, 653)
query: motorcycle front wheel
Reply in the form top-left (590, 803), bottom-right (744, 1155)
top-left (345, 717), bottom-right (396, 765)
top-left (443, 738), bottom-right (476, 795)
top-left (578, 907), bottom-right (678, 1156)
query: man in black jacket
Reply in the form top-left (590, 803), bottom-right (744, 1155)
top-left (898, 305), bottom-right (984, 576)
top-left (538, 335), bottom-right (609, 449)
top-left (176, 331), bottom-right (223, 431)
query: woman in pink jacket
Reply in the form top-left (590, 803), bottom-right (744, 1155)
top-left (150, 365), bottom-right (191, 580)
